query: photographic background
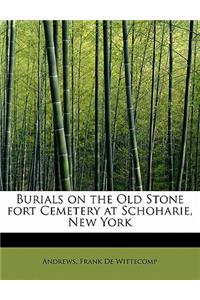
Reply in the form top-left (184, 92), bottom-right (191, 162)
top-left (0, 20), bottom-right (200, 191)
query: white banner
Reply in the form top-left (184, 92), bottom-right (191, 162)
top-left (0, 191), bottom-right (199, 232)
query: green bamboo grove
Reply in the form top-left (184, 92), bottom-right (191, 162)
top-left (0, 20), bottom-right (199, 191)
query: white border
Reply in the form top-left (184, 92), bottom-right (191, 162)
top-left (0, 0), bottom-right (199, 19)
top-left (0, 280), bottom-right (199, 300)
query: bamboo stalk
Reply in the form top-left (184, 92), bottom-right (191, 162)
top-left (122, 20), bottom-right (143, 191)
top-left (43, 20), bottom-right (71, 191)
top-left (176, 21), bottom-right (194, 191)
top-left (3, 21), bottom-right (15, 191)
top-left (103, 20), bottom-right (114, 191)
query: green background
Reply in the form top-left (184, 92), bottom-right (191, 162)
top-left (1, 247), bottom-right (200, 280)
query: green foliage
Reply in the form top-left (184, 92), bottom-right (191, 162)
top-left (0, 20), bottom-right (199, 191)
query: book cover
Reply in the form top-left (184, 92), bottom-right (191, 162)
top-left (0, 19), bottom-right (200, 280)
